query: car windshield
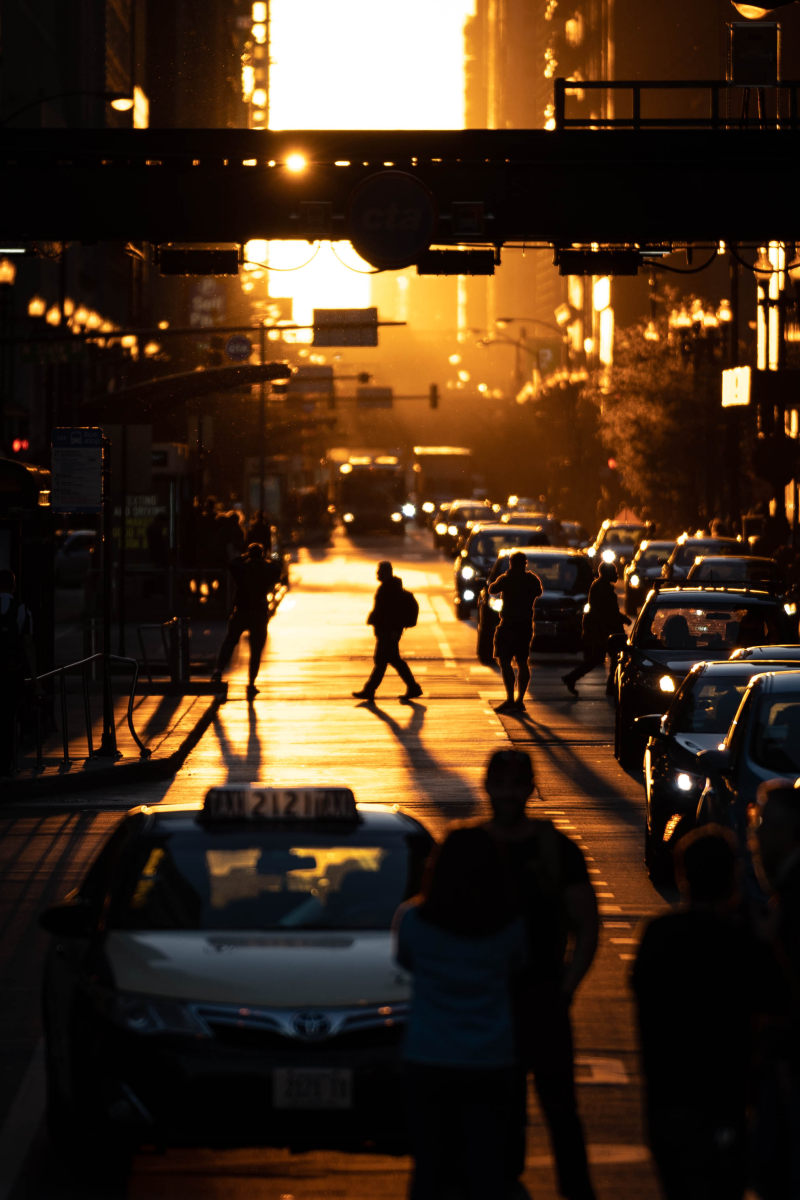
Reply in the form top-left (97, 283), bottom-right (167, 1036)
top-left (674, 541), bottom-right (740, 568)
top-left (107, 830), bottom-right (427, 932)
top-left (691, 559), bottom-right (776, 582)
top-left (636, 547), bottom-right (671, 570)
top-left (669, 672), bottom-right (753, 734)
top-left (527, 556), bottom-right (593, 593)
top-left (637, 603), bottom-right (781, 653)
top-left (602, 530), bottom-right (641, 548)
top-left (752, 697), bottom-right (800, 773)
top-left (473, 530), bottom-right (545, 558)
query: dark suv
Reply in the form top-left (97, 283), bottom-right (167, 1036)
top-left (613, 584), bottom-right (797, 768)
top-left (661, 535), bottom-right (746, 582)
top-left (454, 523), bottom-right (549, 620)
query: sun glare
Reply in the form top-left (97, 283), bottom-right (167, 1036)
top-left (266, 0), bottom-right (475, 323)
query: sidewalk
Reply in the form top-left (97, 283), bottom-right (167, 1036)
top-left (2, 680), bottom-right (228, 800)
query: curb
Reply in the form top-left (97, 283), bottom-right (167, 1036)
top-left (2, 694), bottom-right (225, 801)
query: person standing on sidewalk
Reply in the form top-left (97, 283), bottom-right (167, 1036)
top-left (563, 561), bottom-right (630, 697)
top-left (394, 824), bottom-right (527, 1199)
top-left (0, 568), bottom-right (34, 777)
top-left (488, 550), bottom-right (542, 714)
top-left (481, 748), bottom-right (599, 1200)
top-left (353, 561), bottom-right (422, 702)
top-left (211, 543), bottom-right (279, 699)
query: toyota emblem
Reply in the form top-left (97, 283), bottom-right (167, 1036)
top-left (292, 1011), bottom-right (332, 1040)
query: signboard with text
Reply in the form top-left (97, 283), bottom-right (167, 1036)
top-left (51, 427), bottom-right (103, 513)
top-left (313, 307), bottom-right (378, 347)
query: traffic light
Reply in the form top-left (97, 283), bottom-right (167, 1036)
top-left (429, 383), bottom-right (439, 410)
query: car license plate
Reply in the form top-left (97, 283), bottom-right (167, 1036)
top-left (272, 1068), bottom-right (353, 1110)
top-left (536, 621), bottom-right (557, 636)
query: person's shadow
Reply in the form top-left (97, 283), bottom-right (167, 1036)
top-left (356, 697), bottom-right (481, 825)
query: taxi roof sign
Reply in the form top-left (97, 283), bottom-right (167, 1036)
top-left (202, 785), bottom-right (357, 822)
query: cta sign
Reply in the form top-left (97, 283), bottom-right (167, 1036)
top-left (347, 170), bottom-right (436, 270)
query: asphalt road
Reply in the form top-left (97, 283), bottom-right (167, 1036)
top-left (0, 527), bottom-right (672, 1199)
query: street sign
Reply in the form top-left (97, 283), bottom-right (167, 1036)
top-left (51, 427), bottom-right (103, 513)
top-left (225, 333), bottom-right (252, 360)
top-left (722, 365), bottom-right (751, 407)
top-left (356, 385), bottom-right (393, 409)
top-left (347, 170), bottom-right (436, 270)
top-left (313, 307), bottom-right (378, 347)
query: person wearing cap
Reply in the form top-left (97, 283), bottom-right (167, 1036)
top-left (488, 550), bottom-right (543, 714)
top-left (211, 542), bottom-right (280, 698)
top-left (480, 748), bottom-right (599, 1200)
top-left (562, 560), bottom-right (630, 697)
top-left (353, 560), bottom-right (422, 703)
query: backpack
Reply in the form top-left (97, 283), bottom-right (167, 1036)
top-left (400, 588), bottom-right (419, 629)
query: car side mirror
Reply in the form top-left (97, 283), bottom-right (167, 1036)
top-left (634, 713), bottom-right (664, 738)
top-left (39, 901), bottom-right (95, 938)
top-left (697, 746), bottom-right (732, 777)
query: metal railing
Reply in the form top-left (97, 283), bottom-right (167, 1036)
top-left (25, 653), bottom-right (149, 769)
top-left (554, 78), bottom-right (800, 130)
top-left (137, 616), bottom-right (191, 686)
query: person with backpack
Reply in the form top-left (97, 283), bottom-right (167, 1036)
top-left (481, 748), bottom-right (599, 1200)
top-left (210, 543), bottom-right (280, 699)
top-left (562, 560), bottom-right (630, 697)
top-left (0, 568), bottom-right (34, 777)
top-left (353, 560), bottom-right (422, 702)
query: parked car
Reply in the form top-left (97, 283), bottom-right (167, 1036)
top-left (623, 539), bottom-right (677, 616)
top-left (476, 546), bottom-right (593, 662)
top-left (587, 520), bottom-right (649, 572)
top-left (686, 554), bottom-right (782, 590)
top-left (39, 784), bottom-right (435, 1165)
top-left (696, 670), bottom-right (800, 896)
top-left (613, 584), bottom-right (797, 769)
top-left (729, 643), bottom-right (800, 662)
top-left (660, 534), bottom-right (746, 582)
top-left (54, 529), bottom-right (98, 587)
top-left (640, 658), bottom-right (800, 879)
top-left (454, 523), bottom-right (550, 620)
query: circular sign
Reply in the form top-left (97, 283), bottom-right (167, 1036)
top-left (347, 170), bottom-right (436, 271)
top-left (225, 334), bottom-right (253, 361)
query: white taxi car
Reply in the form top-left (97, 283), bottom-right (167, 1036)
top-left (40, 785), bottom-right (434, 1164)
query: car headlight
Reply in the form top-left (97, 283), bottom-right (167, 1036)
top-left (422, 502), bottom-right (435, 514)
top-left (390, 511), bottom-right (403, 522)
top-left (659, 675), bottom-right (676, 693)
top-left (489, 596), bottom-right (504, 613)
top-left (583, 602), bottom-right (591, 614)
top-left (587, 547), bottom-right (596, 558)
top-left (676, 771), bottom-right (702, 793)
top-left (435, 522), bottom-right (447, 535)
top-left (402, 503), bottom-right (415, 518)
top-left (629, 573), bottom-right (640, 589)
top-left (602, 548), bottom-right (616, 563)
top-left (463, 589), bottom-right (475, 602)
top-left (447, 524), bottom-right (458, 537)
top-left (104, 992), bottom-right (211, 1038)
top-left (343, 512), bottom-right (354, 523)
top-left (460, 564), bottom-right (476, 580)
top-left (785, 601), bottom-right (797, 616)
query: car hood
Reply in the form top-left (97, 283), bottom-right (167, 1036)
top-left (673, 732), bottom-right (724, 757)
top-left (538, 589), bottom-right (585, 603)
top-left (104, 930), bottom-right (407, 1007)
top-left (634, 648), bottom-right (706, 670)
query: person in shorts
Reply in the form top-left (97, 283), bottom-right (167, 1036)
top-left (488, 550), bottom-right (542, 713)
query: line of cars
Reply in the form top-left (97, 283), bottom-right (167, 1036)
top-left (610, 535), bottom-right (800, 884)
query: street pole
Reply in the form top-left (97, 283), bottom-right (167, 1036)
top-left (97, 434), bottom-right (119, 758)
top-left (259, 324), bottom-right (266, 514)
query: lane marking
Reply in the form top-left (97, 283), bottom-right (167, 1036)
top-left (0, 1039), bottom-right (44, 1200)
top-left (610, 937), bottom-right (638, 945)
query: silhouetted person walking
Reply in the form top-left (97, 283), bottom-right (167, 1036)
top-left (211, 543), bottom-right (279, 698)
top-left (394, 824), bottom-right (526, 1199)
top-left (0, 568), bottom-right (34, 777)
top-left (488, 551), bottom-right (542, 714)
top-left (563, 561), bottom-right (630, 697)
top-left (481, 749), bottom-right (599, 1200)
top-left (632, 825), bottom-right (778, 1200)
top-left (353, 561), bottom-right (422, 702)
